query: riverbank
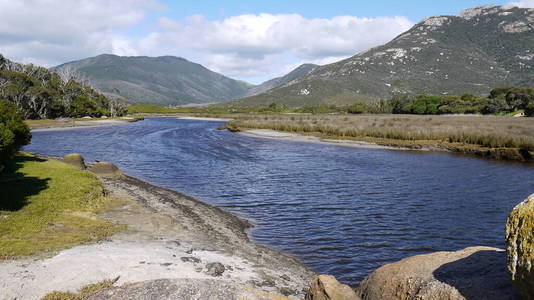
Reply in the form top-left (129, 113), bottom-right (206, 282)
top-left (26, 117), bottom-right (144, 130)
top-left (0, 154), bottom-right (314, 299)
top-left (220, 114), bottom-right (534, 162)
top-left (240, 129), bottom-right (412, 151)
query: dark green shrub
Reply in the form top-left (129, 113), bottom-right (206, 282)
top-left (0, 100), bottom-right (31, 172)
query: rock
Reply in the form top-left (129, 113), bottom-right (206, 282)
top-left (506, 193), bottom-right (534, 300)
top-left (306, 275), bottom-right (360, 300)
top-left (101, 116), bottom-right (108, 119)
top-left (90, 162), bottom-right (121, 177)
top-left (358, 246), bottom-right (518, 300)
top-left (181, 256), bottom-right (201, 263)
top-left (63, 153), bottom-right (86, 170)
top-left (85, 278), bottom-right (293, 300)
top-left (82, 116), bottom-right (92, 119)
top-left (205, 262), bottom-right (225, 277)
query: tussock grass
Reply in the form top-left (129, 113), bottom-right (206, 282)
top-left (227, 114), bottom-right (534, 159)
top-left (42, 277), bottom-right (119, 300)
top-left (0, 153), bottom-right (123, 258)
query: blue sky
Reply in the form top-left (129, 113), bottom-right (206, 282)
top-left (157, 0), bottom-right (510, 21)
top-left (0, 0), bottom-right (530, 84)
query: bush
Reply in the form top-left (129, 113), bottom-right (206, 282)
top-left (0, 100), bottom-right (31, 172)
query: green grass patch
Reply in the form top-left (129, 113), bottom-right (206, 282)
top-left (0, 153), bottom-right (123, 258)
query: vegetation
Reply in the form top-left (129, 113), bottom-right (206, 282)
top-left (0, 54), bottom-right (126, 119)
top-left (0, 101), bottom-right (31, 172)
top-left (0, 153), bottom-right (123, 258)
top-left (225, 114), bottom-right (534, 161)
top-left (42, 277), bottom-right (119, 300)
top-left (128, 87), bottom-right (533, 117)
top-left (236, 6), bottom-right (533, 103)
top-left (392, 87), bottom-right (534, 116)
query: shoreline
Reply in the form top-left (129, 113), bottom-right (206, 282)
top-left (238, 129), bottom-right (417, 151)
top-left (232, 127), bottom-right (534, 163)
top-left (0, 154), bottom-right (314, 299)
top-left (27, 117), bottom-right (144, 131)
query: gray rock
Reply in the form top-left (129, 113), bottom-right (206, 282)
top-left (84, 278), bottom-right (292, 300)
top-left (181, 256), bottom-right (201, 263)
top-left (358, 246), bottom-right (518, 300)
top-left (205, 262), bottom-right (226, 277)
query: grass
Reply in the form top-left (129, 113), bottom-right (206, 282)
top-left (224, 114), bottom-right (534, 161)
top-left (0, 153), bottom-right (123, 258)
top-left (42, 277), bottom-right (119, 300)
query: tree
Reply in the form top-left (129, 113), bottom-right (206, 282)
top-left (0, 100), bottom-right (31, 172)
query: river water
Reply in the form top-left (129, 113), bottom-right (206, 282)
top-left (25, 117), bottom-right (534, 285)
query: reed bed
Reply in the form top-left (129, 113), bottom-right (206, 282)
top-left (227, 114), bottom-right (534, 151)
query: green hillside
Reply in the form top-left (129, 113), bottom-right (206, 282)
top-left (52, 55), bottom-right (254, 106)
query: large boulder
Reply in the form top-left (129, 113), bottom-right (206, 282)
top-left (63, 153), bottom-right (86, 170)
top-left (90, 162), bottom-right (121, 177)
top-left (358, 246), bottom-right (518, 300)
top-left (506, 193), bottom-right (534, 300)
top-left (306, 275), bottom-right (361, 300)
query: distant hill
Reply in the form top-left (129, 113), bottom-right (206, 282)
top-left (244, 64), bottom-right (318, 97)
top-left (52, 54), bottom-right (254, 106)
top-left (231, 5), bottom-right (533, 107)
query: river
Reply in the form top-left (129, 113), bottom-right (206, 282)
top-left (25, 117), bottom-right (534, 285)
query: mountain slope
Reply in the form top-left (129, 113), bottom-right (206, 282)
top-left (53, 55), bottom-right (254, 106)
top-left (244, 64), bottom-right (318, 97)
top-left (234, 5), bottom-right (533, 107)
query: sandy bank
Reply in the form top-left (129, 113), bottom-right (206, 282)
top-left (177, 116), bottom-right (233, 122)
top-left (29, 118), bottom-right (143, 132)
top-left (240, 129), bottom-right (415, 151)
top-left (0, 161), bottom-right (313, 299)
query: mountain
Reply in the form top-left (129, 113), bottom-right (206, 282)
top-left (231, 5), bottom-right (533, 107)
top-left (52, 54), bottom-right (254, 106)
top-left (244, 64), bottom-right (318, 97)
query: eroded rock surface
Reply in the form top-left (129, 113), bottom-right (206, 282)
top-left (358, 246), bottom-right (518, 300)
top-left (85, 279), bottom-right (293, 300)
top-left (90, 161), bottom-right (121, 177)
top-left (306, 275), bottom-right (361, 300)
top-left (63, 153), bottom-right (86, 169)
top-left (506, 193), bottom-right (534, 300)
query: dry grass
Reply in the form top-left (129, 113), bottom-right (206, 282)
top-left (42, 277), bottom-right (119, 300)
top-left (226, 114), bottom-right (534, 160)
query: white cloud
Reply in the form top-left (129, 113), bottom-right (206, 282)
top-left (0, 0), bottom-right (157, 66)
top-left (0, 1), bottom-right (413, 82)
top-left (140, 14), bottom-right (413, 82)
top-left (509, 0), bottom-right (534, 7)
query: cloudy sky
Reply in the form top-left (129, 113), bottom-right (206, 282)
top-left (0, 0), bottom-right (532, 83)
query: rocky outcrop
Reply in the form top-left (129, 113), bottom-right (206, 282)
top-left (90, 161), bottom-right (121, 177)
top-left (306, 275), bottom-right (361, 300)
top-left (84, 279), bottom-right (292, 300)
top-left (506, 193), bottom-right (534, 300)
top-left (63, 153), bottom-right (86, 169)
top-left (358, 246), bottom-right (518, 300)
